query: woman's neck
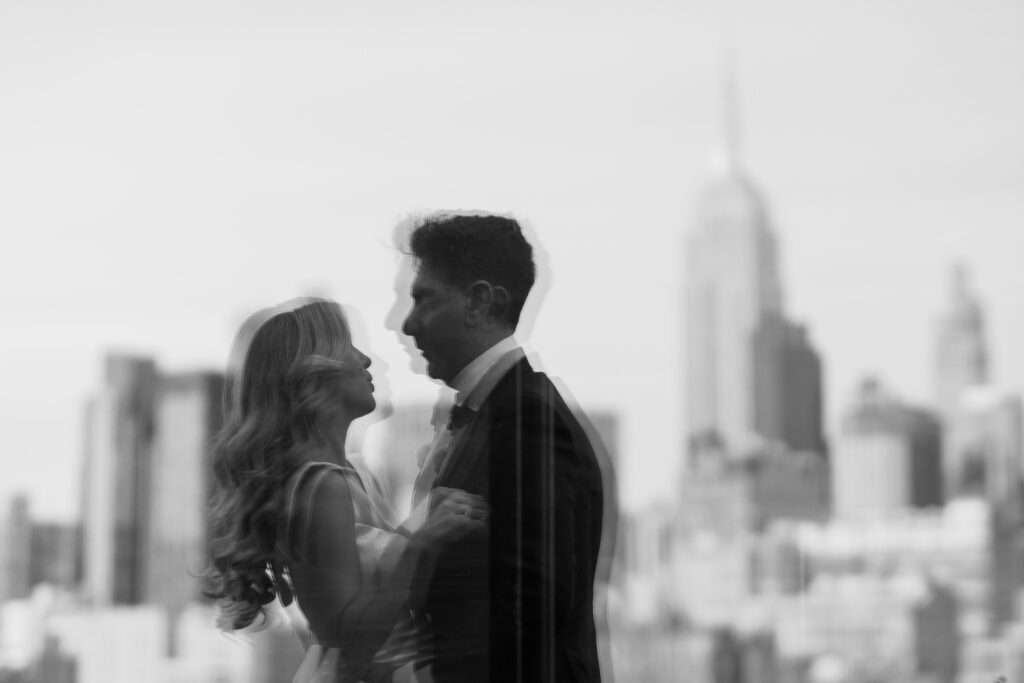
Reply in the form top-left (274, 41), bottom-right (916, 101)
top-left (312, 417), bottom-right (352, 467)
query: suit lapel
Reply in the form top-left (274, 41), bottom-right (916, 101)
top-left (434, 355), bottom-right (531, 488)
top-left (435, 408), bottom-right (489, 487)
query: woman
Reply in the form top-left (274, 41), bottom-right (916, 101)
top-left (205, 298), bottom-right (487, 682)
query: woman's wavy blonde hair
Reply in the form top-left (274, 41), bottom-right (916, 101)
top-left (204, 297), bottom-right (360, 630)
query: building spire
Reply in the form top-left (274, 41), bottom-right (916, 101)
top-left (710, 45), bottom-right (742, 178)
top-left (934, 261), bottom-right (988, 420)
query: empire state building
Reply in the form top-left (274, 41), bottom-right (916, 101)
top-left (685, 69), bottom-right (825, 460)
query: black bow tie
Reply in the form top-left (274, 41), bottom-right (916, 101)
top-left (447, 404), bottom-right (477, 431)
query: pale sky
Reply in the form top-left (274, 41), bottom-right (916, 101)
top-left (2, 0), bottom-right (1023, 521)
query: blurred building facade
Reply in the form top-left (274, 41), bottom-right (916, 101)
top-left (145, 371), bottom-right (224, 653)
top-left (81, 357), bottom-right (223, 621)
top-left (28, 522), bottom-right (79, 593)
top-left (680, 448), bottom-right (829, 538)
top-left (81, 355), bottom-right (157, 606)
top-left (949, 386), bottom-right (1023, 506)
top-left (752, 315), bottom-right (826, 455)
top-left (0, 496), bottom-right (32, 604)
top-left (832, 378), bottom-right (944, 518)
top-left (47, 606), bottom-right (167, 683)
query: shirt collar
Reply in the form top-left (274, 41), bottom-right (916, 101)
top-left (451, 335), bottom-right (520, 406)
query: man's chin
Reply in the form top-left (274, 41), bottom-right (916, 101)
top-left (424, 360), bottom-right (453, 385)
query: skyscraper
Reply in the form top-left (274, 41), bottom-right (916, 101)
top-left (81, 354), bottom-right (156, 605)
top-left (953, 386), bottom-right (1023, 504)
top-left (933, 264), bottom-right (988, 499)
top-left (906, 408), bottom-right (945, 508)
top-left (752, 315), bottom-right (826, 454)
top-left (932, 265), bottom-right (1023, 504)
top-left (145, 371), bottom-right (224, 653)
top-left (686, 64), bottom-right (823, 459)
top-left (934, 264), bottom-right (988, 423)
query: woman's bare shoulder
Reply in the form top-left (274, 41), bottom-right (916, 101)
top-left (286, 462), bottom-right (357, 566)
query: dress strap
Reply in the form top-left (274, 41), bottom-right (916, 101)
top-left (283, 461), bottom-right (350, 564)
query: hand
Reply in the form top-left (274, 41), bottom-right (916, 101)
top-left (413, 487), bottom-right (489, 548)
top-left (432, 487), bottom-right (490, 521)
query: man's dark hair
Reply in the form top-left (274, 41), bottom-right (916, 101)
top-left (407, 213), bottom-right (536, 327)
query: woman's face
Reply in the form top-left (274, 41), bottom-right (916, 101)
top-left (333, 345), bottom-right (376, 418)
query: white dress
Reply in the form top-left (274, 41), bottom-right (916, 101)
top-left (278, 458), bottom-right (426, 682)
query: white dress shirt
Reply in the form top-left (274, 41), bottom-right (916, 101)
top-left (449, 335), bottom-right (520, 409)
top-left (408, 336), bottom-right (523, 511)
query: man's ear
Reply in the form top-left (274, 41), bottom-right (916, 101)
top-left (465, 281), bottom-right (494, 325)
top-left (490, 286), bottom-right (510, 320)
top-left (466, 280), bottom-right (511, 324)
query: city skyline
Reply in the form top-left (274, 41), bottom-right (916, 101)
top-left (2, 5), bottom-right (1024, 680)
top-left (3, 0), bottom-right (1023, 520)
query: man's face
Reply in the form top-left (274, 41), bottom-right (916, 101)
top-left (401, 263), bottom-right (473, 384)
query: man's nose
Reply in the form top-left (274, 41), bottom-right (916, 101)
top-left (401, 311), bottom-right (415, 337)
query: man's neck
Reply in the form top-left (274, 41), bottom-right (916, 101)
top-left (467, 328), bottom-right (514, 362)
top-left (450, 334), bottom-right (519, 399)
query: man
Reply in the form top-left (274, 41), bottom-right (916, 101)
top-left (399, 213), bottom-right (607, 683)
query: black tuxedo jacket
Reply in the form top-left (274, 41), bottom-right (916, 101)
top-left (422, 357), bottom-right (605, 683)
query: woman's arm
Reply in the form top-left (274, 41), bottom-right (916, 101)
top-left (288, 470), bottom-right (423, 681)
top-left (287, 470), bottom-right (487, 680)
